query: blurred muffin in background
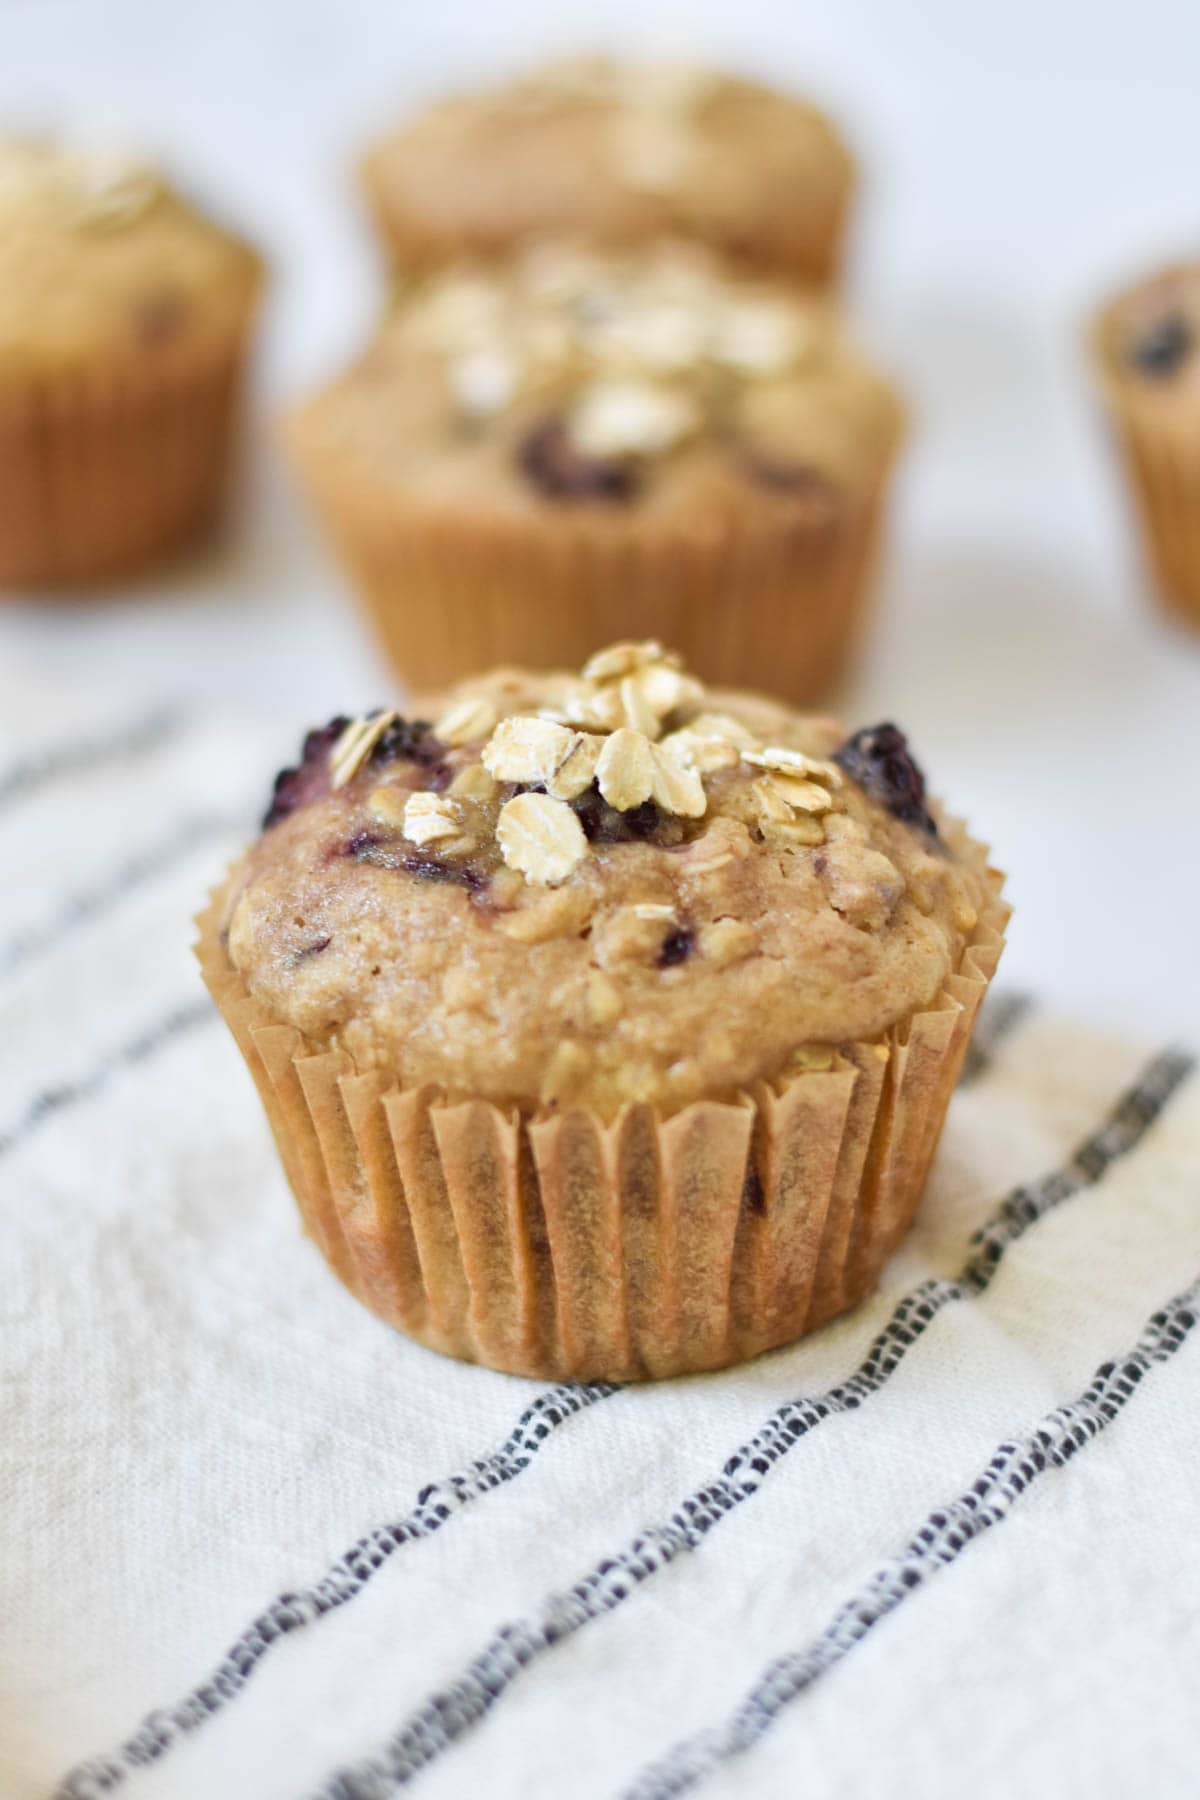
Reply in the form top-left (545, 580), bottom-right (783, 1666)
top-left (1092, 262), bottom-right (1200, 632)
top-left (360, 54), bottom-right (855, 288)
top-left (287, 241), bottom-right (904, 699)
top-left (0, 138), bottom-right (263, 588)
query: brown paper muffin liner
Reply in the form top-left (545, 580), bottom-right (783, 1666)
top-left (195, 856), bottom-right (1007, 1382)
top-left (0, 327), bottom-right (255, 590)
top-left (289, 444), bottom-right (901, 702)
top-left (1092, 323), bottom-right (1200, 630)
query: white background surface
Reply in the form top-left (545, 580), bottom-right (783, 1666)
top-left (2, 0), bottom-right (1198, 1039)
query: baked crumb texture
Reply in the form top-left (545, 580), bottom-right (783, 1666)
top-left (0, 138), bottom-right (263, 584)
top-left (289, 241), bottom-right (903, 695)
top-left (199, 643), bottom-right (1007, 1379)
top-left (1093, 262), bottom-right (1200, 628)
top-left (360, 54), bottom-right (855, 285)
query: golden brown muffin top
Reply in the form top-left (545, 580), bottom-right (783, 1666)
top-left (0, 138), bottom-right (262, 371)
top-left (361, 54), bottom-right (854, 281)
top-left (290, 241), bottom-right (903, 519)
top-left (1095, 261), bottom-right (1200, 387)
top-left (221, 642), bottom-right (993, 1119)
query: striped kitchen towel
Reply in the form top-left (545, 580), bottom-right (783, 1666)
top-left (1, 658), bottom-right (1198, 1800)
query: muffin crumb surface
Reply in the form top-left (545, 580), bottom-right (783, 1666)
top-left (226, 643), bottom-right (993, 1115)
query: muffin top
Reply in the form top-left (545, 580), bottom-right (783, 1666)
top-left (221, 643), bottom-right (992, 1118)
top-left (1097, 262), bottom-right (1200, 387)
top-left (291, 241), bottom-right (902, 520)
top-left (0, 138), bottom-right (262, 371)
top-left (360, 54), bottom-right (854, 280)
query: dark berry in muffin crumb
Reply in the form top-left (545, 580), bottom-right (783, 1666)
top-left (569, 785), bottom-right (686, 847)
top-left (518, 417), bottom-right (639, 504)
top-left (657, 926), bottom-right (695, 968)
top-left (338, 830), bottom-right (486, 893)
top-left (1127, 312), bottom-right (1193, 379)
top-left (264, 714), bottom-right (445, 829)
top-left (338, 829), bottom-right (383, 860)
top-left (371, 715), bottom-right (441, 768)
top-left (834, 723), bottom-right (939, 839)
top-left (263, 716), bottom-right (350, 829)
top-left (399, 854), bottom-right (488, 893)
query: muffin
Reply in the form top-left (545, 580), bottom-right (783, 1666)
top-left (288, 241), bottom-right (905, 699)
top-left (360, 54), bottom-right (855, 287)
top-left (0, 138), bottom-right (263, 587)
top-left (1092, 262), bottom-right (1200, 630)
top-left (196, 640), bottom-right (1006, 1381)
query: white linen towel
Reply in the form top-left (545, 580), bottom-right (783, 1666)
top-left (2, 664), bottom-right (1197, 1800)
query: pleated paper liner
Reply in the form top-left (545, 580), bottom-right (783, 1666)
top-left (0, 322), bottom-right (257, 590)
top-left (195, 849), bottom-right (1007, 1382)
top-left (286, 434), bottom-right (902, 705)
top-left (1092, 308), bottom-right (1200, 631)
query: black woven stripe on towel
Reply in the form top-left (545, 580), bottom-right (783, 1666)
top-left (958, 990), bottom-right (1033, 1085)
top-left (305, 1049), bottom-right (1193, 1800)
top-left (0, 812), bottom-right (243, 982)
top-left (52, 994), bottom-right (1041, 1796)
top-left (0, 708), bottom-right (180, 816)
top-left (54, 1384), bottom-right (615, 1799)
top-left (0, 999), bottom-right (212, 1161)
top-left (622, 1275), bottom-right (1200, 1799)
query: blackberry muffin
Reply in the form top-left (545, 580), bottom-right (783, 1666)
top-left (197, 641), bottom-right (1006, 1381)
top-left (288, 241), bottom-right (904, 698)
top-left (1092, 263), bottom-right (1200, 630)
top-left (0, 137), bottom-right (263, 587)
top-left (360, 54), bottom-right (855, 287)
